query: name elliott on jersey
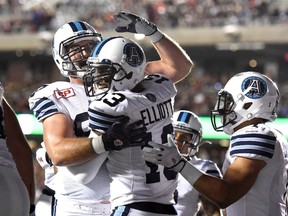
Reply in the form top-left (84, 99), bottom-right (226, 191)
top-left (140, 98), bottom-right (173, 126)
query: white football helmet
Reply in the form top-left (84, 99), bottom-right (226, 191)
top-left (173, 110), bottom-right (203, 156)
top-left (83, 36), bottom-right (146, 98)
top-left (211, 71), bottom-right (280, 135)
top-left (52, 21), bottom-right (102, 78)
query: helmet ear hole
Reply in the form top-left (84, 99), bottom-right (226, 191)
top-left (126, 72), bottom-right (133, 79)
top-left (243, 102), bottom-right (252, 110)
top-left (86, 36), bottom-right (146, 92)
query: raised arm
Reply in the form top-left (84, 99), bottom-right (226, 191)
top-left (113, 11), bottom-right (193, 83)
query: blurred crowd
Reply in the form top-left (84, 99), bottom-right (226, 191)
top-left (3, 57), bottom-right (288, 120)
top-left (0, 0), bottom-right (288, 34)
top-left (1, 0), bottom-right (288, 117)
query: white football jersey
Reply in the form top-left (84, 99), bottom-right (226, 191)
top-left (88, 75), bottom-right (178, 208)
top-left (222, 123), bottom-right (288, 216)
top-left (29, 81), bottom-right (110, 205)
top-left (175, 156), bottom-right (222, 216)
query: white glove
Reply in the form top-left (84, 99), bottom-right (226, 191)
top-left (36, 147), bottom-right (51, 169)
top-left (113, 11), bottom-right (164, 43)
top-left (142, 134), bottom-right (187, 172)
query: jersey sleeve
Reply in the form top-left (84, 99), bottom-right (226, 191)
top-left (28, 84), bottom-right (59, 121)
top-left (88, 93), bottom-right (127, 132)
top-left (230, 125), bottom-right (277, 162)
top-left (193, 159), bottom-right (222, 178)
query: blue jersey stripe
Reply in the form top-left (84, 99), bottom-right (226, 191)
top-left (230, 133), bottom-right (276, 158)
top-left (88, 107), bottom-right (123, 131)
top-left (231, 148), bottom-right (273, 158)
top-left (232, 133), bottom-right (277, 141)
top-left (31, 97), bottom-right (58, 120)
top-left (111, 205), bottom-right (129, 216)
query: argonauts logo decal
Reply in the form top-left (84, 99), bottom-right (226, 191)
top-left (124, 43), bottom-right (144, 67)
top-left (241, 76), bottom-right (267, 99)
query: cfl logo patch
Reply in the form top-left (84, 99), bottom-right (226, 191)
top-left (114, 139), bottom-right (124, 147)
top-left (54, 88), bottom-right (76, 99)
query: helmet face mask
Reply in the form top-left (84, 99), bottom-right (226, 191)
top-left (211, 89), bottom-right (237, 133)
top-left (84, 36), bottom-right (146, 97)
top-left (62, 41), bottom-right (97, 77)
top-left (211, 71), bottom-right (280, 135)
top-left (52, 21), bottom-right (103, 78)
top-left (172, 110), bottom-right (203, 157)
top-left (83, 63), bottom-right (118, 98)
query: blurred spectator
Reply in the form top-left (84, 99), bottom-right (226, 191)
top-left (0, 0), bottom-right (287, 34)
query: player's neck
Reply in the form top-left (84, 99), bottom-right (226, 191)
top-left (69, 77), bottom-right (84, 86)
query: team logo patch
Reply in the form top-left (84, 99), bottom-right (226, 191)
top-left (171, 157), bottom-right (178, 165)
top-left (114, 139), bottom-right (124, 147)
top-left (54, 87), bottom-right (76, 99)
top-left (123, 43), bottom-right (144, 67)
top-left (145, 93), bottom-right (156, 102)
top-left (241, 76), bottom-right (267, 99)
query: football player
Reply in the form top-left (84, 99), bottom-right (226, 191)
top-left (84, 36), bottom-right (178, 215)
top-left (172, 110), bottom-right (224, 216)
top-left (143, 71), bottom-right (287, 215)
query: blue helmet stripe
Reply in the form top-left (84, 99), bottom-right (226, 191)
top-left (91, 36), bottom-right (123, 57)
top-left (178, 111), bottom-right (191, 123)
top-left (68, 21), bottom-right (87, 32)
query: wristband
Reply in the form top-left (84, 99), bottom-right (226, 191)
top-left (180, 162), bottom-right (203, 186)
top-left (45, 152), bottom-right (53, 166)
top-left (170, 158), bottom-right (187, 173)
top-left (148, 30), bottom-right (164, 43)
top-left (91, 136), bottom-right (106, 154)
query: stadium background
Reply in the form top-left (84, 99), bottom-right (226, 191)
top-left (1, 0), bottom-right (288, 212)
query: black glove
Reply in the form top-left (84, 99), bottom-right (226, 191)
top-left (113, 11), bottom-right (164, 43)
top-left (29, 204), bottom-right (35, 216)
top-left (92, 116), bottom-right (148, 153)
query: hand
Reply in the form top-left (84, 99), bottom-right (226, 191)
top-left (103, 116), bottom-right (148, 150)
top-left (92, 116), bottom-right (148, 154)
top-left (142, 134), bottom-right (187, 172)
top-left (113, 11), bottom-right (163, 43)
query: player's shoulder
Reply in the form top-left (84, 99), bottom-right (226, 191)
top-left (233, 123), bottom-right (276, 138)
top-left (29, 81), bottom-right (80, 100)
top-left (89, 92), bottom-right (128, 115)
top-left (144, 74), bottom-right (174, 85)
top-left (142, 74), bottom-right (176, 97)
top-left (230, 123), bottom-right (277, 160)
